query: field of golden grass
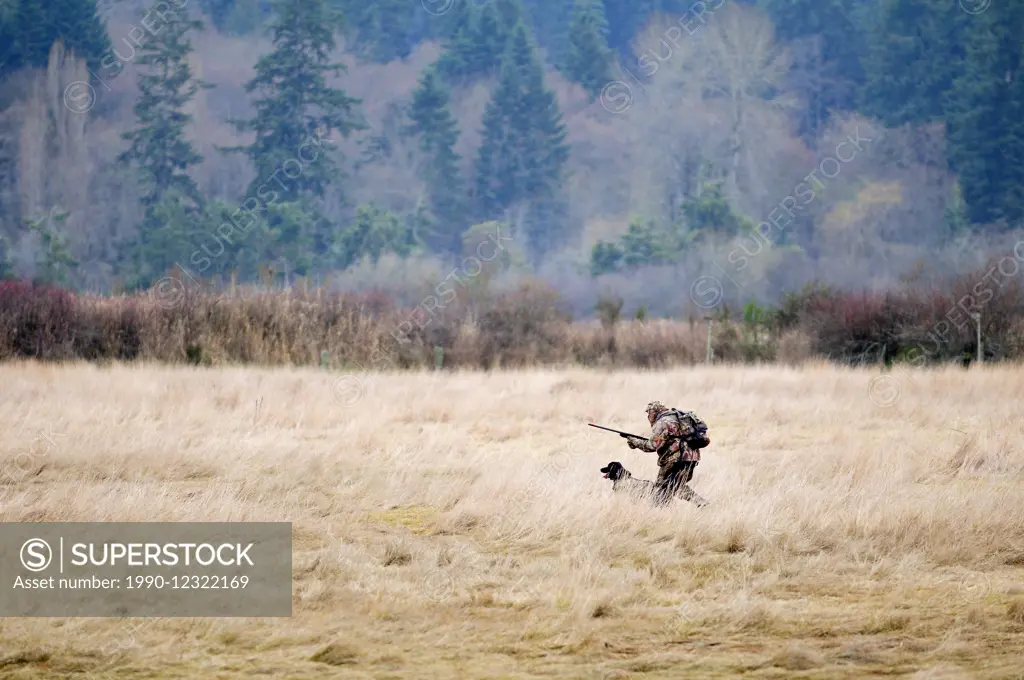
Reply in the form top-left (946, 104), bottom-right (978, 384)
top-left (1, 361), bottom-right (1023, 679)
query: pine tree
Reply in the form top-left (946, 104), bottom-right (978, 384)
top-left (224, 0), bottom-right (365, 266)
top-left (473, 21), bottom-right (570, 254)
top-left (404, 66), bottom-right (465, 256)
top-left (470, 0), bottom-right (507, 76)
top-left (859, 0), bottom-right (964, 127)
top-left (518, 0), bottom-right (575, 59)
top-left (48, 0), bottom-right (111, 72)
top-left (117, 7), bottom-right (209, 288)
top-left (433, 0), bottom-right (477, 82)
top-left (474, 51), bottom-right (525, 217)
top-left (947, 2), bottom-right (1024, 227)
top-left (228, 0), bottom-right (362, 202)
top-left (435, 0), bottom-right (520, 85)
top-left (198, 0), bottom-right (238, 32)
top-left (7, 0), bottom-right (50, 71)
top-left (562, 0), bottom-right (612, 98)
top-left (758, 0), bottom-right (875, 136)
top-left (337, 0), bottom-right (414, 63)
top-left (600, 0), bottom-right (680, 57)
top-left (2, 0), bottom-right (110, 77)
top-left (337, 203), bottom-right (414, 268)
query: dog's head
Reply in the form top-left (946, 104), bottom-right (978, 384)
top-left (600, 461), bottom-right (629, 481)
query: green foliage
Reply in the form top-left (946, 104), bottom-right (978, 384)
top-left (462, 219), bottom-right (518, 267)
top-left (519, 0), bottom-right (575, 61)
top-left (859, 0), bottom-right (964, 127)
top-left (618, 216), bottom-right (679, 269)
top-left (757, 0), bottom-right (875, 136)
top-left (334, 0), bottom-right (415, 63)
top-left (589, 241), bottom-right (623, 277)
top-left (595, 294), bottom-right (623, 330)
top-left (435, 0), bottom-right (514, 85)
top-left (8, 0), bottom-right (1024, 290)
top-left (0, 234), bottom-right (13, 281)
top-left (1, 0), bottom-right (111, 77)
top-left (774, 281), bottom-right (835, 330)
top-left (221, 0), bottom-right (273, 35)
top-left (404, 66), bottom-right (465, 256)
top-left (743, 299), bottom-right (776, 346)
top-left (562, 0), bottom-right (612, 98)
top-left (473, 21), bottom-right (570, 254)
top-left (588, 187), bottom-right (750, 278)
top-left (336, 203), bottom-right (414, 269)
top-left (190, 198), bottom-right (273, 279)
top-left (27, 209), bottom-right (77, 286)
top-left (946, 1), bottom-right (1024, 227)
top-left (944, 181), bottom-right (969, 236)
top-left (684, 183), bottom-right (755, 238)
top-left (224, 0), bottom-right (363, 204)
top-left (600, 0), bottom-right (687, 60)
top-left (117, 7), bottom-right (209, 289)
top-left (589, 216), bottom-right (685, 276)
top-left (222, 0), bottom-right (366, 267)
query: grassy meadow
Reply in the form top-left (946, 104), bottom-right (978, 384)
top-left (0, 361), bottom-right (1023, 678)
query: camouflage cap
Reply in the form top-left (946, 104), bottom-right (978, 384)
top-left (645, 401), bottom-right (668, 416)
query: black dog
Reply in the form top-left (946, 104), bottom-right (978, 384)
top-left (600, 462), bottom-right (655, 497)
top-left (600, 461), bottom-right (709, 507)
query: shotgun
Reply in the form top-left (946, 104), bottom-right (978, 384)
top-left (588, 423), bottom-right (645, 439)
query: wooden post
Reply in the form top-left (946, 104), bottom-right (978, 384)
top-left (705, 316), bottom-right (714, 364)
top-left (972, 312), bottom-right (982, 365)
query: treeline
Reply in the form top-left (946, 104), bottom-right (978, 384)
top-left (0, 0), bottom-right (1023, 308)
top-left (2, 260), bottom-right (1023, 368)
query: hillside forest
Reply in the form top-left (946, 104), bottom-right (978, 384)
top-left (1, 0), bottom-right (1023, 316)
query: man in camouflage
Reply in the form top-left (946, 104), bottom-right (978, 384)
top-left (625, 401), bottom-right (708, 507)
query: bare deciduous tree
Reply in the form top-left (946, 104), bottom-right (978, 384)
top-left (691, 3), bottom-right (797, 207)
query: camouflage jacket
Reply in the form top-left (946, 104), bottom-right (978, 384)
top-left (627, 410), bottom-right (700, 464)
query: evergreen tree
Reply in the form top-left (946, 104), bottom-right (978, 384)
top-left (473, 21), bottom-right (570, 254)
top-left (435, 0), bottom-right (519, 85)
top-left (562, 0), bottom-right (612, 98)
top-left (682, 183), bottom-right (754, 238)
top-left (859, 0), bottom-right (964, 126)
top-left (947, 1), bottom-right (1024, 227)
top-left (470, 0), bottom-right (508, 75)
top-left (224, 0), bottom-right (365, 268)
top-left (48, 0), bottom-right (111, 71)
top-left (117, 7), bottom-right (209, 288)
top-left (433, 0), bottom-right (478, 82)
top-left (6, 0), bottom-right (51, 72)
top-left (518, 0), bottom-right (575, 60)
top-left (758, 0), bottom-right (875, 137)
top-left (0, 233), bottom-right (13, 281)
top-left (335, 0), bottom-right (415, 63)
top-left (198, 0), bottom-right (238, 31)
top-left (600, 0), bottom-right (684, 58)
top-left (2, 0), bottom-right (110, 77)
top-left (27, 209), bottom-right (78, 286)
top-left (404, 66), bottom-right (465, 256)
top-left (337, 203), bottom-right (414, 268)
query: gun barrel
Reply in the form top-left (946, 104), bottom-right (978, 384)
top-left (588, 423), bottom-right (643, 438)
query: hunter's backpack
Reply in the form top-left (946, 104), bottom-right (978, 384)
top-left (668, 409), bottom-right (710, 450)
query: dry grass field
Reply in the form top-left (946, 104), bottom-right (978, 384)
top-left (1, 361), bottom-right (1023, 679)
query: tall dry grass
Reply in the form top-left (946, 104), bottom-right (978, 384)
top-left (0, 361), bottom-right (1022, 677)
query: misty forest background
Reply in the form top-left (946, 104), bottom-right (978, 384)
top-left (0, 0), bottom-right (1023, 319)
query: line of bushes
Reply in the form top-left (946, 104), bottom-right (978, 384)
top-left (1, 260), bottom-right (1023, 369)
